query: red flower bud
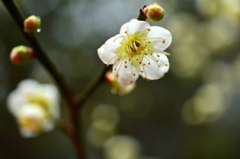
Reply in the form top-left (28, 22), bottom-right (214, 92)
top-left (144, 3), bottom-right (165, 21)
top-left (10, 45), bottom-right (34, 65)
top-left (24, 15), bottom-right (41, 34)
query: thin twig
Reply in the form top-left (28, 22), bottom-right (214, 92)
top-left (76, 66), bottom-right (109, 107)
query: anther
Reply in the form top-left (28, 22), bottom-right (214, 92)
top-left (125, 61), bottom-right (127, 64)
top-left (157, 55), bottom-right (160, 57)
top-left (130, 81), bottom-right (133, 83)
top-left (133, 73), bottom-right (136, 76)
top-left (147, 28), bottom-right (150, 31)
top-left (162, 39), bottom-right (166, 43)
top-left (156, 60), bottom-right (159, 62)
top-left (165, 64), bottom-right (168, 66)
top-left (147, 78), bottom-right (150, 81)
top-left (124, 31), bottom-right (127, 34)
top-left (148, 62), bottom-right (150, 65)
top-left (116, 74), bottom-right (119, 77)
top-left (117, 58), bottom-right (120, 61)
top-left (124, 66), bottom-right (127, 68)
top-left (106, 64), bottom-right (109, 67)
top-left (167, 53), bottom-right (171, 56)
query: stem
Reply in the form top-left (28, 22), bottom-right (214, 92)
top-left (57, 119), bottom-right (85, 159)
top-left (76, 66), bottom-right (109, 107)
top-left (1, 0), bottom-right (85, 158)
top-left (138, 5), bottom-right (147, 21)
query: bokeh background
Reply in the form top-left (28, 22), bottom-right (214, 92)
top-left (1, 0), bottom-right (240, 159)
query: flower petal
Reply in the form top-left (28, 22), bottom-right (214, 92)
top-left (97, 34), bottom-right (122, 65)
top-left (43, 84), bottom-right (60, 118)
top-left (148, 26), bottom-right (172, 51)
top-left (120, 19), bottom-right (150, 34)
top-left (112, 59), bottom-right (139, 87)
top-left (140, 53), bottom-right (169, 80)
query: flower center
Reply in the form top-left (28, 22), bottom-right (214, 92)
top-left (114, 30), bottom-right (153, 65)
top-left (129, 40), bottom-right (142, 52)
top-left (19, 116), bottom-right (43, 133)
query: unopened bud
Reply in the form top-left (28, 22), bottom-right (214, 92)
top-left (10, 45), bottom-right (34, 65)
top-left (24, 15), bottom-right (41, 34)
top-left (105, 71), bottom-right (136, 95)
top-left (144, 3), bottom-right (165, 21)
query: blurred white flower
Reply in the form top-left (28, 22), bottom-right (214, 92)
top-left (104, 135), bottom-right (141, 159)
top-left (16, 103), bottom-right (54, 138)
top-left (7, 79), bottom-right (60, 118)
top-left (98, 19), bottom-right (172, 86)
top-left (7, 79), bottom-right (60, 137)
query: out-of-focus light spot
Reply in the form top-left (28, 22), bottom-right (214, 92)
top-left (196, 0), bottom-right (240, 20)
top-left (171, 45), bottom-right (209, 78)
top-left (104, 135), bottom-right (141, 159)
top-left (182, 98), bottom-right (206, 125)
top-left (182, 84), bottom-right (228, 125)
top-left (196, 0), bottom-right (219, 17)
top-left (91, 104), bottom-right (120, 127)
top-left (202, 61), bottom-right (232, 92)
top-left (199, 17), bottom-right (238, 53)
top-left (166, 13), bottom-right (199, 46)
top-left (81, 101), bottom-right (102, 125)
top-left (87, 120), bottom-right (116, 148)
top-left (84, 103), bottom-right (120, 148)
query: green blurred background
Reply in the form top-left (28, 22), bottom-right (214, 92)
top-left (1, 0), bottom-right (240, 159)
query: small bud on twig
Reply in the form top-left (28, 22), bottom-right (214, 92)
top-left (144, 3), bottom-right (165, 21)
top-left (10, 45), bottom-right (34, 65)
top-left (105, 71), bottom-right (136, 95)
top-left (24, 15), bottom-right (41, 34)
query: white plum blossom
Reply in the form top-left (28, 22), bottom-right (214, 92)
top-left (7, 79), bottom-right (60, 137)
top-left (7, 79), bottom-right (60, 118)
top-left (98, 19), bottom-right (172, 86)
top-left (16, 103), bottom-right (54, 138)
